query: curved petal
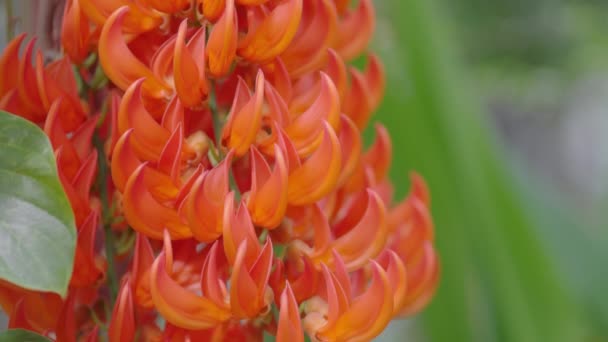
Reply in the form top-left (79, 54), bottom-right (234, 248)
top-left (0, 33), bottom-right (25, 97)
top-left (324, 49), bottom-right (348, 102)
top-left (285, 73), bottom-right (340, 156)
top-left (200, 242), bottom-right (229, 309)
top-left (123, 164), bottom-right (191, 239)
top-left (261, 59), bottom-right (293, 103)
top-left (109, 280), bottom-right (135, 342)
top-left (223, 71), bottom-right (265, 156)
top-left (318, 262), bottom-right (393, 342)
top-left (199, 0), bottom-right (226, 22)
top-left (363, 53), bottom-right (386, 111)
top-left (207, 0), bottom-right (237, 77)
top-left (331, 190), bottom-right (388, 271)
top-left (377, 250), bottom-right (408, 314)
top-left (280, 0), bottom-right (337, 78)
top-left (117, 79), bottom-right (170, 161)
top-left (99, 7), bottom-right (169, 97)
top-left (70, 212), bottom-right (105, 287)
top-left (333, 0), bottom-right (375, 61)
top-left (229, 239), bottom-right (273, 318)
top-left (132, 233), bottom-right (155, 308)
top-left (363, 123), bottom-right (392, 182)
top-left (238, 0), bottom-right (303, 62)
top-left (277, 283), bottom-right (304, 342)
top-left (140, 0), bottom-right (190, 13)
top-left (17, 39), bottom-right (44, 118)
top-left (61, 0), bottom-right (90, 64)
top-left (343, 67), bottom-right (372, 129)
top-left (336, 114), bottom-right (362, 187)
top-left (80, 0), bottom-right (162, 33)
top-left (222, 193), bottom-right (261, 265)
top-left (174, 21), bottom-right (208, 107)
top-left (247, 145), bottom-right (288, 229)
top-left (150, 251), bottom-right (231, 330)
top-left (157, 125), bottom-right (184, 184)
top-left (185, 152), bottom-right (232, 242)
top-left (398, 242), bottom-right (439, 317)
top-left (287, 122), bottom-right (341, 206)
top-left (111, 130), bottom-right (142, 192)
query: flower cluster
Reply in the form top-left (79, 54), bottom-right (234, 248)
top-left (0, 0), bottom-right (438, 341)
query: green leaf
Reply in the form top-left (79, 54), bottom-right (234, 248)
top-left (0, 111), bottom-right (76, 296)
top-left (0, 329), bottom-right (52, 342)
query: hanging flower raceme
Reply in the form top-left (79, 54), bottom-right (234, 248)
top-left (0, 0), bottom-right (440, 340)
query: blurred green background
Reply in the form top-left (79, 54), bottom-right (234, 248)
top-left (2, 0), bottom-right (607, 341)
top-left (372, 0), bottom-right (608, 341)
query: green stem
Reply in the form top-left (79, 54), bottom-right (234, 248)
top-left (93, 134), bottom-right (119, 309)
top-left (5, 0), bottom-right (15, 42)
top-left (208, 87), bottom-right (242, 200)
top-left (208, 88), bottom-right (223, 148)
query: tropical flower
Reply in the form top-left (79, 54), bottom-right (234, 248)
top-left (0, 0), bottom-right (439, 340)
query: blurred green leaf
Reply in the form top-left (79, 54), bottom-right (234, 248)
top-left (0, 111), bottom-right (76, 296)
top-left (0, 329), bottom-right (51, 341)
top-left (373, 1), bottom-right (587, 341)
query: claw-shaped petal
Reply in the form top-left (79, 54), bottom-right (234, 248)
top-left (285, 73), bottom-right (340, 156)
top-left (36, 57), bottom-right (87, 131)
top-left (331, 190), bottom-right (388, 271)
top-left (238, 0), bottom-right (303, 62)
top-left (123, 164), bottom-right (191, 239)
top-left (287, 122), bottom-right (341, 206)
top-left (199, 0), bottom-right (226, 22)
top-left (61, 0), bottom-right (91, 64)
top-left (336, 114), bottom-right (362, 187)
top-left (140, 0), bottom-right (190, 13)
top-left (277, 283), bottom-right (304, 342)
top-left (174, 21), bottom-right (208, 107)
top-left (261, 59), bottom-right (293, 104)
top-left (117, 79), bottom-right (170, 161)
top-left (363, 124), bottom-right (392, 183)
top-left (132, 233), bottom-right (155, 308)
top-left (317, 262), bottom-right (393, 342)
top-left (150, 248), bottom-right (232, 330)
top-left (111, 130), bottom-right (142, 192)
top-left (0, 34), bottom-right (24, 97)
top-left (70, 212), bottom-right (106, 287)
top-left (184, 151), bottom-right (233, 242)
top-left (200, 242), bottom-right (230, 309)
top-left (398, 242), bottom-right (439, 317)
top-left (109, 280), bottom-right (135, 342)
top-left (247, 145), bottom-right (288, 229)
top-left (230, 239), bottom-right (273, 318)
top-left (157, 125), bottom-right (184, 184)
top-left (343, 67), bottom-right (372, 130)
top-left (377, 250), bottom-right (408, 314)
top-left (99, 7), bottom-right (169, 97)
top-left (80, 0), bottom-right (162, 33)
top-left (207, 0), bottom-right (238, 77)
top-left (281, 0), bottom-right (337, 78)
top-left (363, 53), bottom-right (386, 111)
top-left (222, 193), bottom-right (261, 265)
top-left (324, 49), bottom-right (348, 102)
top-left (333, 0), bottom-right (375, 61)
top-left (222, 71), bottom-right (265, 156)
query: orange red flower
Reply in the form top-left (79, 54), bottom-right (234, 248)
top-left (0, 0), bottom-right (439, 340)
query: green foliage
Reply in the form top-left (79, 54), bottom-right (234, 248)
top-left (0, 111), bottom-right (76, 296)
top-left (0, 329), bottom-right (51, 341)
top-left (372, 0), bottom-right (592, 341)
